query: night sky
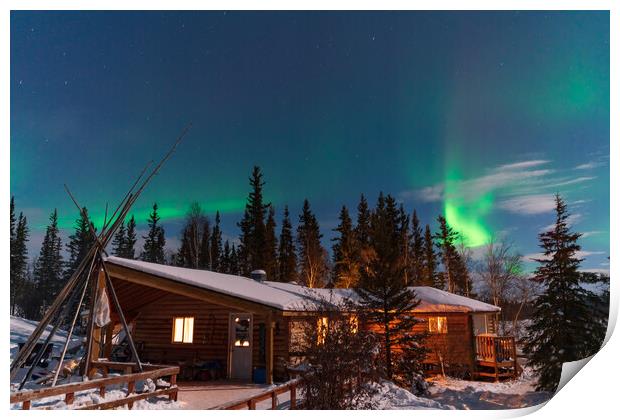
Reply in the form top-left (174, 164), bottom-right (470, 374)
top-left (10, 11), bottom-right (610, 274)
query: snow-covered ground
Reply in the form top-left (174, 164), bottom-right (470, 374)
top-left (11, 316), bottom-right (550, 410)
top-left (427, 367), bottom-right (552, 409)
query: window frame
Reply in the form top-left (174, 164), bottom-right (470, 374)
top-left (428, 316), bottom-right (448, 334)
top-left (172, 316), bottom-right (195, 344)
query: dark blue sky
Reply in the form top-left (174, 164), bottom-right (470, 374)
top-left (11, 11), bottom-right (609, 273)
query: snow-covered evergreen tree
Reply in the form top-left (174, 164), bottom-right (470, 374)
top-left (11, 204), bottom-right (29, 316)
top-left (523, 194), bottom-right (601, 392)
top-left (355, 193), bottom-right (426, 381)
top-left (33, 210), bottom-right (64, 319)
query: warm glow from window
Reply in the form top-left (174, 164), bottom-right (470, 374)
top-left (428, 316), bottom-right (448, 334)
top-left (349, 315), bottom-right (359, 333)
top-left (317, 317), bottom-right (328, 345)
top-left (173, 316), bottom-right (194, 343)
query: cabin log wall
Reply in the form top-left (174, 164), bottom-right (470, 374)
top-left (110, 280), bottom-right (290, 382)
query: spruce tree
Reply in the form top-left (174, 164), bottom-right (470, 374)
top-left (65, 207), bottom-right (96, 280)
top-left (434, 215), bottom-right (468, 294)
top-left (398, 205), bottom-right (411, 286)
top-left (111, 221), bottom-right (127, 257)
top-left (237, 166), bottom-right (269, 275)
top-left (123, 215), bottom-right (138, 259)
top-left (332, 205), bottom-right (360, 288)
top-left (229, 244), bottom-right (240, 275)
top-left (199, 218), bottom-right (211, 269)
top-left (277, 206), bottom-right (297, 283)
top-left (264, 205), bottom-right (278, 281)
top-left (297, 199), bottom-right (328, 288)
top-left (421, 225), bottom-right (440, 288)
top-left (221, 240), bottom-right (232, 274)
top-left (523, 194), bottom-right (600, 392)
top-left (140, 203), bottom-right (166, 264)
top-left (210, 211), bottom-right (223, 271)
top-left (410, 211), bottom-right (424, 286)
top-left (10, 196), bottom-right (16, 249)
top-left (355, 194), bottom-right (373, 275)
top-left (355, 193), bottom-right (427, 382)
top-left (11, 211), bottom-right (29, 316)
top-left (33, 210), bottom-right (64, 319)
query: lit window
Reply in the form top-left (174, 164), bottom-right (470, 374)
top-left (172, 316), bottom-right (194, 343)
top-left (349, 315), bottom-right (359, 334)
top-left (317, 317), bottom-right (328, 345)
top-left (428, 316), bottom-right (448, 334)
top-left (233, 316), bottom-right (251, 347)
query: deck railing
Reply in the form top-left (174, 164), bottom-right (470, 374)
top-left (475, 335), bottom-right (516, 362)
top-left (10, 361), bottom-right (179, 410)
top-left (215, 378), bottom-right (303, 410)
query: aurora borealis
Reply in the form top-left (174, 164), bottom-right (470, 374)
top-left (10, 11), bottom-right (609, 273)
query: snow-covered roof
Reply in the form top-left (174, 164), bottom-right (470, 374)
top-left (106, 257), bottom-right (500, 313)
top-left (105, 257), bottom-right (309, 311)
top-left (411, 287), bottom-right (500, 313)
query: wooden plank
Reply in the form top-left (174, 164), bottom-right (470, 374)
top-left (76, 386), bottom-right (178, 410)
top-left (10, 366), bottom-right (179, 404)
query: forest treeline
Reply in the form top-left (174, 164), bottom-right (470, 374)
top-left (9, 165), bottom-right (610, 393)
top-left (10, 166), bottom-right (475, 318)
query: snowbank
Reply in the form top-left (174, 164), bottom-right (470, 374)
top-left (365, 381), bottom-right (453, 410)
top-left (427, 367), bottom-right (551, 409)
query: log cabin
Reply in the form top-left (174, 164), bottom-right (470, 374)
top-left (102, 257), bottom-right (517, 384)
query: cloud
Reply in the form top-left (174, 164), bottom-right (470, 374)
top-left (544, 176), bottom-right (596, 188)
top-left (581, 230), bottom-right (604, 238)
top-left (496, 160), bottom-right (550, 171)
top-left (406, 160), bottom-right (553, 204)
top-left (539, 213), bottom-right (582, 232)
top-left (499, 194), bottom-right (557, 215)
top-left (575, 160), bottom-right (606, 170)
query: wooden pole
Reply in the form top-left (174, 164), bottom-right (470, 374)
top-left (101, 258), bottom-right (143, 372)
top-left (51, 274), bottom-right (91, 387)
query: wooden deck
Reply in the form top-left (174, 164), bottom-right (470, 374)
top-left (474, 335), bottom-right (521, 381)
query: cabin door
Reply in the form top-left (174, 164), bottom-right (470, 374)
top-left (229, 313), bottom-right (253, 380)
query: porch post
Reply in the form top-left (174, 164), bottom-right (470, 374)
top-left (88, 268), bottom-right (107, 378)
top-left (266, 312), bottom-right (274, 385)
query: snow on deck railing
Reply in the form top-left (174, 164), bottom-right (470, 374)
top-left (10, 361), bottom-right (179, 410)
top-left (214, 378), bottom-right (303, 410)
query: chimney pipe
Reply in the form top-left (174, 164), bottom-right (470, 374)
top-left (250, 269), bottom-right (267, 282)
